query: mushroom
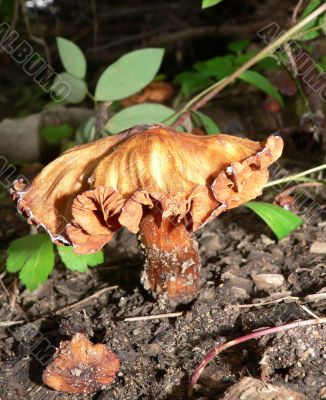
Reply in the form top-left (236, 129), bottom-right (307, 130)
top-left (12, 124), bottom-right (283, 306)
top-left (43, 333), bottom-right (120, 394)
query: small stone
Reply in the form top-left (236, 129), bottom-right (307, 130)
top-left (320, 386), bottom-right (326, 399)
top-left (261, 234), bottom-right (275, 246)
top-left (305, 288), bottom-right (326, 302)
top-left (230, 286), bottom-right (249, 300)
top-left (221, 377), bottom-right (306, 400)
top-left (252, 273), bottom-right (285, 292)
top-left (310, 241), bottom-right (326, 254)
top-left (221, 272), bottom-right (253, 294)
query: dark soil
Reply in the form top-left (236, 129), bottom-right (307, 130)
top-left (0, 202), bottom-right (325, 400)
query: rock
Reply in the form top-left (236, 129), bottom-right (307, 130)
top-left (305, 288), bottom-right (326, 302)
top-left (221, 377), bottom-right (306, 400)
top-left (0, 107), bottom-right (93, 162)
top-left (261, 234), bottom-right (275, 246)
top-left (310, 241), bottom-right (326, 254)
top-left (252, 273), bottom-right (285, 292)
top-left (221, 272), bottom-right (253, 294)
top-left (320, 386), bottom-right (326, 399)
top-left (0, 114), bottom-right (41, 162)
top-left (230, 286), bottom-right (249, 300)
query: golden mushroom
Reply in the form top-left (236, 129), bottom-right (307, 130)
top-left (12, 124), bottom-right (283, 306)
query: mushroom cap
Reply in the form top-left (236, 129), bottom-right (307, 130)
top-left (42, 333), bottom-right (120, 394)
top-left (12, 124), bottom-right (283, 253)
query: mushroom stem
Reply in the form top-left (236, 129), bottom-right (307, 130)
top-left (139, 211), bottom-right (201, 306)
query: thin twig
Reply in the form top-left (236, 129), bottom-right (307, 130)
top-left (292, 0), bottom-right (305, 24)
top-left (189, 317), bottom-right (326, 396)
top-left (0, 274), bottom-right (10, 299)
top-left (11, 0), bottom-right (20, 31)
top-left (9, 277), bottom-right (19, 313)
top-left (55, 285), bottom-right (118, 315)
top-left (275, 182), bottom-right (323, 204)
top-left (19, 0), bottom-right (52, 64)
top-left (0, 320), bottom-right (25, 327)
top-left (264, 164), bottom-right (326, 188)
top-left (124, 312), bottom-right (183, 322)
top-left (236, 295), bottom-right (299, 308)
top-left (299, 304), bottom-right (319, 319)
top-left (95, 101), bottom-right (111, 137)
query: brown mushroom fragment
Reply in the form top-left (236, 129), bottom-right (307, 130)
top-left (120, 81), bottom-right (174, 107)
top-left (12, 124), bottom-right (283, 306)
top-left (42, 333), bottom-right (120, 394)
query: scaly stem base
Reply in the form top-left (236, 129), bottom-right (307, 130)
top-left (139, 212), bottom-right (201, 307)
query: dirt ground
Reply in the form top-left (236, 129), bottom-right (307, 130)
top-left (0, 201), bottom-right (325, 400)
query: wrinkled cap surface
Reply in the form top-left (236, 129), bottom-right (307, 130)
top-left (12, 124), bottom-right (283, 253)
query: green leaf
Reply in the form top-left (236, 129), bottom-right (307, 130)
top-left (95, 48), bottom-right (165, 101)
top-left (257, 56), bottom-right (280, 71)
top-left (56, 37), bottom-right (87, 79)
top-left (57, 246), bottom-right (104, 273)
top-left (300, 0), bottom-right (322, 20)
top-left (52, 72), bottom-right (88, 104)
top-left (41, 123), bottom-right (74, 145)
top-left (297, 0), bottom-right (323, 41)
top-left (105, 103), bottom-right (174, 134)
top-left (244, 202), bottom-right (303, 240)
top-left (174, 71), bottom-right (212, 97)
top-left (7, 234), bottom-right (55, 291)
top-left (239, 70), bottom-right (284, 105)
top-left (321, 13), bottom-right (326, 34)
top-left (192, 111), bottom-right (220, 134)
top-left (228, 39), bottom-right (251, 53)
top-left (194, 55), bottom-right (236, 79)
top-left (202, 0), bottom-right (224, 9)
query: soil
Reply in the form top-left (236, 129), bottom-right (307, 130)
top-left (0, 200), bottom-right (325, 400)
top-left (1, 1), bottom-right (325, 398)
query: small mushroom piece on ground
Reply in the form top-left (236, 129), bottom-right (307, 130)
top-left (42, 333), bottom-right (120, 394)
top-left (12, 124), bottom-right (283, 306)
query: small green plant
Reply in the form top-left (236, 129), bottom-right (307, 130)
top-left (7, 234), bottom-right (104, 291)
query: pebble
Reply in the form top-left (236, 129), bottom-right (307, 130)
top-left (305, 288), bottom-right (326, 302)
top-left (221, 272), bottom-right (253, 294)
top-left (260, 234), bottom-right (275, 246)
top-left (310, 241), bottom-right (326, 254)
top-left (252, 273), bottom-right (285, 292)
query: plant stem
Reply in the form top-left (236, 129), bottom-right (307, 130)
top-left (169, 3), bottom-right (326, 128)
top-left (87, 91), bottom-right (96, 103)
top-left (189, 317), bottom-right (326, 396)
top-left (94, 101), bottom-right (111, 137)
top-left (264, 164), bottom-right (326, 188)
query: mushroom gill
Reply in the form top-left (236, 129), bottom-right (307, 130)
top-left (12, 124), bottom-right (283, 306)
